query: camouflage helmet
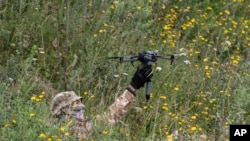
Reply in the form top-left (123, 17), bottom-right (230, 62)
top-left (50, 91), bottom-right (82, 116)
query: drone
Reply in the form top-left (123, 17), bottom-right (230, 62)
top-left (108, 50), bottom-right (175, 101)
top-left (108, 50), bottom-right (174, 65)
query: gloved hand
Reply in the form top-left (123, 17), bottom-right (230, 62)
top-left (130, 64), bottom-right (153, 89)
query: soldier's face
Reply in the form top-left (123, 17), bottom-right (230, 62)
top-left (72, 99), bottom-right (85, 121)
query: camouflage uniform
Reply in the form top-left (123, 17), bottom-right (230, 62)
top-left (72, 120), bottom-right (92, 140)
top-left (50, 86), bottom-right (136, 139)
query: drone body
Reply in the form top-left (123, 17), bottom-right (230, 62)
top-left (108, 50), bottom-right (174, 65)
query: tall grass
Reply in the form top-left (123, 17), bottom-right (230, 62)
top-left (0, 0), bottom-right (250, 140)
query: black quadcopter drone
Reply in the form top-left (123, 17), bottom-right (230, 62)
top-left (108, 50), bottom-right (175, 101)
top-left (108, 50), bottom-right (174, 66)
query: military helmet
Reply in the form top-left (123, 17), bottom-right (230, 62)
top-left (50, 91), bottom-right (82, 116)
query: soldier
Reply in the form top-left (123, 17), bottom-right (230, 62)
top-left (50, 64), bottom-right (153, 139)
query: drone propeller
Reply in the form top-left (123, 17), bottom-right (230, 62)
top-left (107, 57), bottom-right (121, 59)
top-left (107, 57), bottom-right (123, 63)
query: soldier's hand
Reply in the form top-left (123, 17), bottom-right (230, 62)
top-left (130, 64), bottom-right (153, 89)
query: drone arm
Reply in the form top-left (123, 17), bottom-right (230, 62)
top-left (120, 57), bottom-right (138, 63)
top-left (155, 56), bottom-right (171, 60)
top-left (155, 55), bottom-right (175, 65)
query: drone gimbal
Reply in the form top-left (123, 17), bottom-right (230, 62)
top-left (108, 50), bottom-right (174, 101)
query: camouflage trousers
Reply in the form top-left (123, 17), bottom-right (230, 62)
top-left (72, 89), bottom-right (136, 139)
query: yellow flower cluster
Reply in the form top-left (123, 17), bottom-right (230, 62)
top-left (94, 23), bottom-right (114, 38)
top-left (30, 91), bottom-right (46, 102)
top-left (230, 55), bottom-right (240, 65)
top-left (161, 103), bottom-right (168, 111)
top-left (160, 6), bottom-right (180, 47)
top-left (39, 133), bottom-right (62, 141)
top-left (204, 65), bottom-right (213, 79)
top-left (39, 120), bottom-right (74, 141)
top-left (181, 17), bottom-right (196, 30)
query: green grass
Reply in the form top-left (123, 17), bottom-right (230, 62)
top-left (0, 0), bottom-right (250, 141)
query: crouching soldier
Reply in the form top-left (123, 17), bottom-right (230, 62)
top-left (50, 64), bottom-right (153, 140)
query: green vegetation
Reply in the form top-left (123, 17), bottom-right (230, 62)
top-left (0, 0), bottom-right (250, 140)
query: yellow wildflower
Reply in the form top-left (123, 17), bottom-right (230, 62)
top-left (60, 126), bottom-right (65, 132)
top-left (30, 96), bottom-right (36, 101)
top-left (204, 65), bottom-right (209, 70)
top-left (224, 9), bottom-right (230, 15)
top-left (35, 98), bottom-right (41, 102)
top-left (191, 116), bottom-right (196, 120)
top-left (38, 95), bottom-right (44, 99)
top-left (190, 126), bottom-right (197, 131)
top-left (207, 7), bottom-right (212, 10)
top-left (4, 124), bottom-right (10, 128)
top-left (162, 5), bottom-right (166, 10)
top-left (203, 57), bottom-right (209, 62)
top-left (64, 132), bottom-right (70, 136)
top-left (39, 133), bottom-right (47, 139)
top-left (30, 113), bottom-right (36, 117)
top-left (12, 119), bottom-right (16, 124)
top-left (174, 86), bottom-right (179, 91)
top-left (160, 96), bottom-right (167, 99)
top-left (102, 130), bottom-right (108, 135)
top-left (167, 134), bottom-right (173, 141)
top-left (110, 4), bottom-right (115, 10)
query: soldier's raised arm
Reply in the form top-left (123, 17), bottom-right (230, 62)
top-left (99, 64), bottom-right (153, 124)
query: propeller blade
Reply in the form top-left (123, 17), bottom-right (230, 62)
top-left (107, 57), bottom-right (122, 59)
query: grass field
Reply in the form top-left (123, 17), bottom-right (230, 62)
top-left (0, 0), bottom-right (250, 141)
